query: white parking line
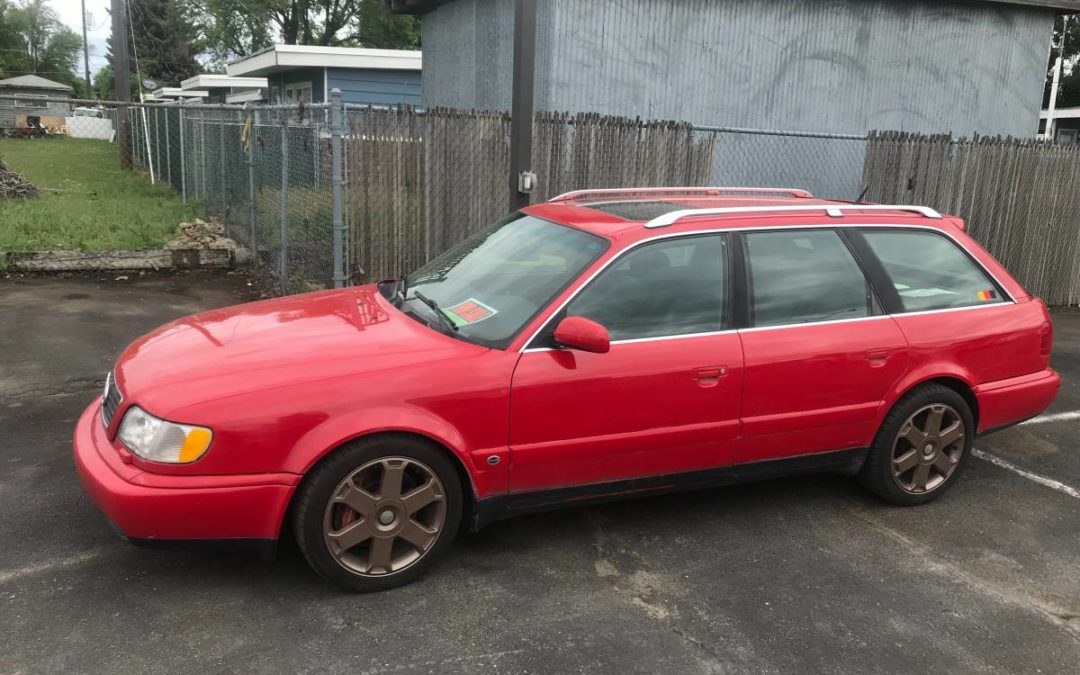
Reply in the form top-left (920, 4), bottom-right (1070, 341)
top-left (0, 549), bottom-right (106, 585)
top-left (972, 449), bottom-right (1080, 500)
top-left (1019, 411), bottom-right (1080, 426)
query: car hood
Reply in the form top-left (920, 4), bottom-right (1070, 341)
top-left (115, 285), bottom-right (486, 418)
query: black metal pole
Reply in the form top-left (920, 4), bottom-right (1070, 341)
top-left (111, 0), bottom-right (131, 168)
top-left (509, 0), bottom-right (537, 211)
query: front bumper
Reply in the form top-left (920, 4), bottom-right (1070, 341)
top-left (73, 398), bottom-right (298, 542)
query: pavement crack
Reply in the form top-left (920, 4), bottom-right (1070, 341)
top-left (0, 377), bottom-right (103, 405)
top-left (587, 512), bottom-right (729, 672)
top-left (841, 500), bottom-right (1080, 644)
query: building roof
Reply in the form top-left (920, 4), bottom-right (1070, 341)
top-left (0, 74), bottom-right (73, 91)
top-left (226, 45), bottom-right (421, 77)
top-left (386, 0), bottom-right (1080, 13)
top-left (153, 87), bottom-right (209, 99)
top-left (181, 74), bottom-right (268, 90)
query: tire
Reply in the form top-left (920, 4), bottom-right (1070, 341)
top-left (293, 435), bottom-right (463, 592)
top-left (860, 383), bottom-right (974, 506)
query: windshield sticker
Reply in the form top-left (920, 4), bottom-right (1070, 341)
top-left (977, 289), bottom-right (999, 302)
top-left (444, 298), bottom-right (498, 326)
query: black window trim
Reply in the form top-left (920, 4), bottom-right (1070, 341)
top-left (735, 227), bottom-right (886, 330)
top-left (524, 231), bottom-right (735, 350)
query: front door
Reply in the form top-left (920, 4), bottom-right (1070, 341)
top-left (735, 228), bottom-right (908, 463)
top-left (509, 234), bottom-right (744, 492)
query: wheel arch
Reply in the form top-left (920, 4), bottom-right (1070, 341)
top-left (279, 428), bottom-right (481, 543)
top-left (884, 373), bottom-right (980, 430)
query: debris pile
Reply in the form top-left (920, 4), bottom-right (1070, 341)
top-left (166, 219), bottom-right (236, 250)
top-left (166, 219), bottom-right (250, 264)
top-left (0, 156), bottom-right (38, 199)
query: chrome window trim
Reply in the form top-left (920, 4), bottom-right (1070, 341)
top-left (517, 223), bottom-right (1013, 353)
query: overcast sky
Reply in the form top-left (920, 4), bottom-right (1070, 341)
top-left (54, 0), bottom-right (112, 78)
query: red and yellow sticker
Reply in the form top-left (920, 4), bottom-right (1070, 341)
top-left (445, 298), bottom-right (498, 326)
top-left (977, 290), bottom-right (998, 302)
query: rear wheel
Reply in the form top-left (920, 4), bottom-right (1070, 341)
top-left (860, 384), bottom-right (973, 506)
top-left (293, 436), bottom-right (463, 592)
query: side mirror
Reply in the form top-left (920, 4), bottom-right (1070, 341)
top-left (554, 316), bottom-right (610, 354)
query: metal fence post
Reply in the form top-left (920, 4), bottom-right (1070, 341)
top-left (280, 116), bottom-right (290, 293)
top-left (330, 88), bottom-right (347, 288)
top-left (179, 103), bottom-right (187, 203)
top-left (154, 107), bottom-right (162, 184)
top-left (246, 105), bottom-right (258, 263)
top-left (219, 111), bottom-right (227, 205)
top-left (164, 106), bottom-right (172, 188)
top-left (200, 117), bottom-right (207, 199)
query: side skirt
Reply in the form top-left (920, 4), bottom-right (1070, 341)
top-left (469, 447), bottom-right (867, 530)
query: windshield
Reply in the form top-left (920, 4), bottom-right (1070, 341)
top-left (394, 214), bottom-right (608, 348)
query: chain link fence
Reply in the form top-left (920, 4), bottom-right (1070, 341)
top-left (4, 92), bottom-right (875, 293)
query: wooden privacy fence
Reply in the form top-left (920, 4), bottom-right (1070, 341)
top-left (862, 131), bottom-right (1080, 306)
top-left (345, 108), bottom-right (716, 281)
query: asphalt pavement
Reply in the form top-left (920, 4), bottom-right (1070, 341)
top-left (2, 273), bottom-right (1078, 674)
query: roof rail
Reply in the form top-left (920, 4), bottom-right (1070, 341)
top-left (644, 204), bottom-right (943, 229)
top-left (549, 186), bottom-right (814, 202)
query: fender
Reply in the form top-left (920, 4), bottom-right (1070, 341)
top-left (873, 363), bottom-right (978, 432)
top-left (283, 404), bottom-right (508, 498)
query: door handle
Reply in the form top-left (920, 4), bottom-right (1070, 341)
top-left (695, 367), bottom-right (727, 387)
top-left (865, 349), bottom-right (890, 366)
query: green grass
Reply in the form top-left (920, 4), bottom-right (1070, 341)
top-left (0, 138), bottom-right (200, 252)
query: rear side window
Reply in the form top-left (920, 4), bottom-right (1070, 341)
top-left (564, 234), bottom-right (728, 341)
top-left (860, 230), bottom-right (1006, 312)
top-left (744, 230), bottom-right (877, 327)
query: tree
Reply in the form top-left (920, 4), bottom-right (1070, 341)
top-left (190, 0), bottom-right (420, 64)
top-left (127, 0), bottom-right (202, 86)
top-left (0, 0), bottom-right (83, 88)
top-left (1045, 15), bottom-right (1080, 109)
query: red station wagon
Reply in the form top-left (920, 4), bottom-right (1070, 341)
top-left (74, 187), bottom-right (1060, 591)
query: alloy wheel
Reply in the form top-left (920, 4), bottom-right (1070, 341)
top-left (891, 403), bottom-right (965, 494)
top-left (322, 456), bottom-right (447, 577)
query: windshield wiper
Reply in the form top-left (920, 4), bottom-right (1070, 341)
top-left (408, 290), bottom-right (459, 334)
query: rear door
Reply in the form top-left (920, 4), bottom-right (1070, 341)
top-left (735, 228), bottom-right (909, 464)
top-left (509, 233), bottom-right (744, 492)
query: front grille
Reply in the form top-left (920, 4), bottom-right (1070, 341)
top-left (101, 371), bottom-right (123, 429)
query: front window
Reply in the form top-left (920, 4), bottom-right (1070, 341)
top-left (393, 214), bottom-right (608, 348)
top-left (562, 234), bottom-right (729, 341)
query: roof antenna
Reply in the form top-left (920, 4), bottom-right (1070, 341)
top-left (855, 185), bottom-right (871, 204)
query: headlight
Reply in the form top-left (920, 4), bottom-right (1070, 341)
top-left (117, 406), bottom-right (213, 464)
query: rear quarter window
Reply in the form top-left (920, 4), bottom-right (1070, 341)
top-left (860, 230), bottom-right (1006, 312)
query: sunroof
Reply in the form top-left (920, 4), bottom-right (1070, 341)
top-left (580, 200), bottom-right (684, 221)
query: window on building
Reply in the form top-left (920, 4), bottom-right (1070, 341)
top-left (284, 82), bottom-right (313, 104)
top-left (744, 229), bottom-right (876, 327)
top-left (860, 229), bottom-right (1006, 312)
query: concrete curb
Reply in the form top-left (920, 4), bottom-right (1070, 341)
top-left (3, 249), bottom-right (243, 272)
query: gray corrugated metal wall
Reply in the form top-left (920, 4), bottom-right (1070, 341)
top-left (327, 68), bottom-right (422, 106)
top-left (421, 0), bottom-right (1053, 137)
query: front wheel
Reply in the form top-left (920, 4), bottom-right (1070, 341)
top-left (860, 384), bottom-right (973, 506)
top-left (293, 436), bottom-right (463, 592)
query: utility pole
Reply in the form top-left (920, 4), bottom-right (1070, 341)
top-left (112, 0), bottom-right (131, 167)
top-left (508, 0), bottom-right (537, 210)
top-left (81, 0), bottom-right (91, 96)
